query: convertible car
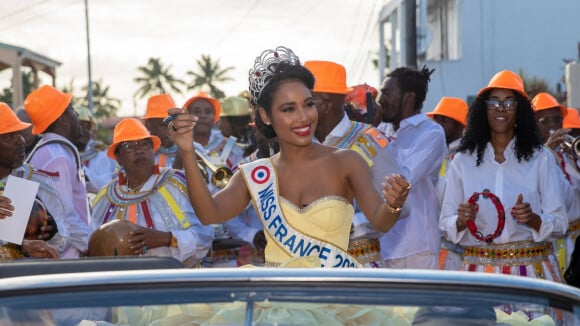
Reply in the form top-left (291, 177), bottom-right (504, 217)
top-left (0, 257), bottom-right (578, 325)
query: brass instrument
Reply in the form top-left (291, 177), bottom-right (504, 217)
top-left (561, 134), bottom-right (580, 159)
top-left (194, 150), bottom-right (233, 188)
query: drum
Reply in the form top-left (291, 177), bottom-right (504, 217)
top-left (87, 220), bottom-right (141, 257)
top-left (0, 243), bottom-right (23, 260)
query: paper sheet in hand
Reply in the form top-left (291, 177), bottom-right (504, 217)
top-left (0, 175), bottom-right (40, 245)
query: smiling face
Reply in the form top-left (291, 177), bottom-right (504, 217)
top-left (259, 79), bottom-right (317, 148)
top-left (486, 88), bottom-right (517, 137)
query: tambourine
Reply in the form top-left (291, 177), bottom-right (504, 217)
top-left (466, 189), bottom-right (505, 244)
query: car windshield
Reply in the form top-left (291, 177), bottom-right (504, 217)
top-left (0, 268), bottom-right (578, 326)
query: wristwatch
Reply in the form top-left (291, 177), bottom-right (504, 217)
top-left (170, 234), bottom-right (178, 248)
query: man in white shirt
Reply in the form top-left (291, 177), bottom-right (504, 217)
top-left (24, 85), bottom-right (90, 258)
top-left (426, 97), bottom-right (468, 270)
top-left (304, 60), bottom-right (401, 267)
top-left (377, 66), bottom-right (447, 269)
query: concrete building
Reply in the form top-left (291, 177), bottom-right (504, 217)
top-left (0, 42), bottom-right (61, 109)
top-left (379, 0), bottom-right (580, 110)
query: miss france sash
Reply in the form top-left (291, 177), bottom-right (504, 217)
top-left (241, 159), bottom-right (360, 268)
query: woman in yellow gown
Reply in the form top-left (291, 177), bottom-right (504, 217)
top-left (169, 46), bottom-right (410, 268)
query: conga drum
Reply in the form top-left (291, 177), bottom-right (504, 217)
top-left (87, 220), bottom-right (141, 257)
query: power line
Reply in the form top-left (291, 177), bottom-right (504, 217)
top-left (0, 0), bottom-right (80, 32)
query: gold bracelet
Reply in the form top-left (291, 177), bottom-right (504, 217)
top-left (385, 203), bottom-right (401, 214)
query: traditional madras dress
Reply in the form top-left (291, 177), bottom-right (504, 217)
top-left (240, 158), bottom-right (360, 268)
top-left (26, 132), bottom-right (91, 258)
top-left (155, 144), bottom-right (178, 169)
top-left (321, 113), bottom-right (396, 268)
top-left (436, 138), bottom-right (465, 271)
top-left (91, 166), bottom-right (213, 267)
top-left (0, 163), bottom-right (71, 258)
top-left (439, 139), bottom-right (568, 280)
top-left (80, 140), bottom-right (118, 194)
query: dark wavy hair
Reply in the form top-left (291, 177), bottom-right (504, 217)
top-left (251, 62), bottom-right (315, 139)
top-left (458, 90), bottom-right (542, 166)
top-left (388, 65), bottom-right (434, 112)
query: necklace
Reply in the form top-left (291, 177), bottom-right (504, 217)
top-left (126, 177), bottom-right (148, 193)
top-left (466, 189), bottom-right (506, 244)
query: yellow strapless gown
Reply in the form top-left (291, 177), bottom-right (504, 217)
top-left (264, 196), bottom-right (354, 267)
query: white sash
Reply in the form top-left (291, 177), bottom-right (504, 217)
top-left (241, 159), bottom-right (360, 268)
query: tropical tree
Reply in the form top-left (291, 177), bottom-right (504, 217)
top-left (81, 80), bottom-right (121, 120)
top-left (186, 54), bottom-right (234, 100)
top-left (133, 57), bottom-right (185, 99)
top-left (62, 78), bottom-right (121, 120)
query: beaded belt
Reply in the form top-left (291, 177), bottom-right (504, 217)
top-left (348, 238), bottom-right (381, 264)
top-left (463, 240), bottom-right (553, 266)
top-left (567, 220), bottom-right (580, 235)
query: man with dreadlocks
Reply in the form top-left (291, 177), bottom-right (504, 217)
top-left (377, 66), bottom-right (447, 269)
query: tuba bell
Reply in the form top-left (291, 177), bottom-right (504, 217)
top-left (561, 134), bottom-right (580, 159)
top-left (194, 149), bottom-right (233, 189)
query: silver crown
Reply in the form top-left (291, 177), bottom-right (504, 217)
top-left (248, 46), bottom-right (301, 105)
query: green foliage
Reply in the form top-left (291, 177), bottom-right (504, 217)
top-left (186, 54), bottom-right (234, 100)
top-left (133, 57), bottom-right (186, 99)
top-left (62, 78), bottom-right (121, 120)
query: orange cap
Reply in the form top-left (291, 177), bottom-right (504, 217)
top-left (304, 60), bottom-right (349, 95)
top-left (531, 92), bottom-right (567, 117)
top-left (107, 118), bottom-right (161, 159)
top-left (182, 92), bottom-right (221, 123)
top-left (477, 70), bottom-right (528, 99)
top-left (0, 102), bottom-right (31, 135)
top-left (24, 85), bottom-right (73, 135)
top-left (563, 108), bottom-right (580, 129)
top-left (143, 94), bottom-right (176, 120)
top-left (426, 97), bottom-right (468, 127)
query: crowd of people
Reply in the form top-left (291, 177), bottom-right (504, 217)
top-left (1, 46), bottom-right (580, 289)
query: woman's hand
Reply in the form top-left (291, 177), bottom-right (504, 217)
top-left (382, 173), bottom-right (411, 210)
top-left (128, 225), bottom-right (173, 255)
top-left (511, 193), bottom-right (541, 230)
top-left (456, 199), bottom-right (478, 231)
top-left (545, 128), bottom-right (571, 150)
top-left (21, 240), bottom-right (59, 259)
top-left (0, 195), bottom-right (14, 219)
top-left (166, 108), bottom-right (198, 153)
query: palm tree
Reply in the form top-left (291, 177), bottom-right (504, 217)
top-left (62, 79), bottom-right (121, 120)
top-left (133, 57), bottom-right (185, 99)
top-left (82, 79), bottom-right (121, 120)
top-left (186, 54), bottom-right (234, 100)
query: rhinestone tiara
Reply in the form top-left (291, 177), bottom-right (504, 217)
top-left (248, 46), bottom-right (301, 105)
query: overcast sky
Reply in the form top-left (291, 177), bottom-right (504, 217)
top-left (0, 0), bottom-right (387, 117)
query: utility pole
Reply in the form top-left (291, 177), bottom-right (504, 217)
top-left (404, 0), bottom-right (417, 68)
top-left (84, 0), bottom-right (94, 112)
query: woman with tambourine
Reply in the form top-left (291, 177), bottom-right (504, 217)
top-left (439, 70), bottom-right (568, 281)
